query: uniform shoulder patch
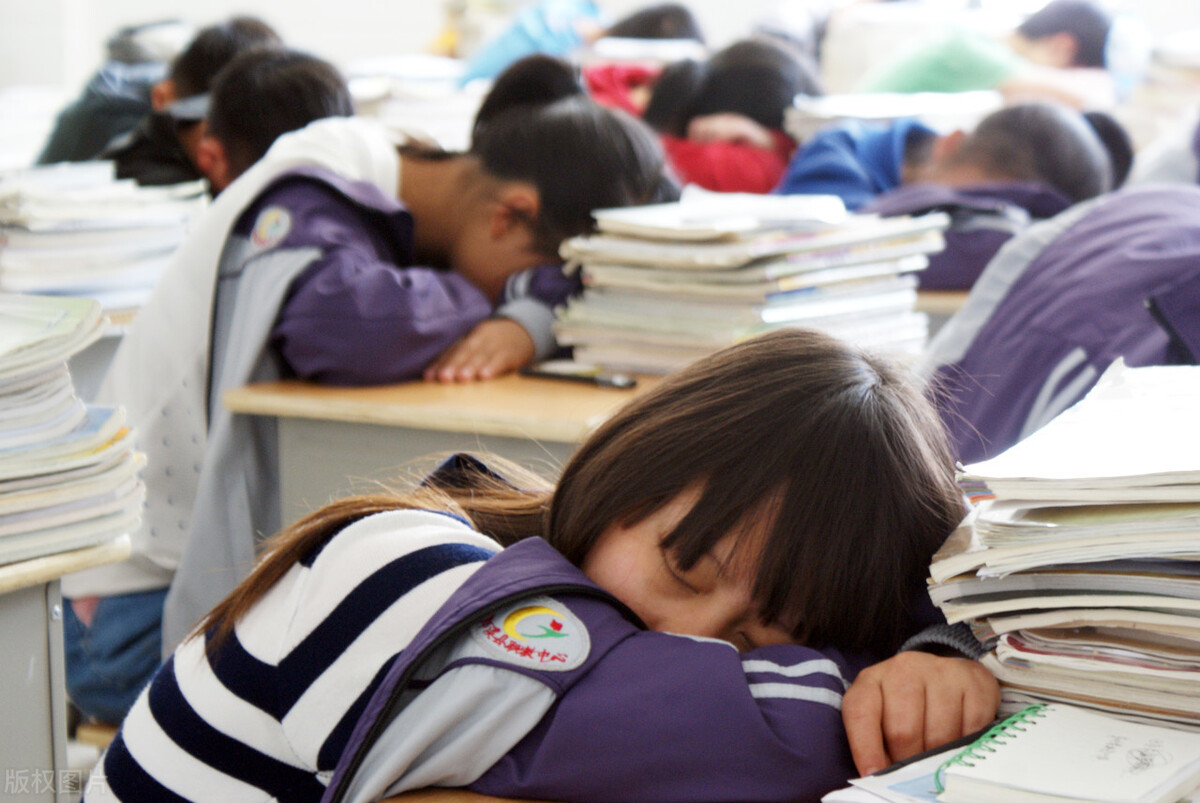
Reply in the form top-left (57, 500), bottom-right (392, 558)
top-left (251, 206), bottom-right (292, 250)
top-left (470, 596), bottom-right (590, 672)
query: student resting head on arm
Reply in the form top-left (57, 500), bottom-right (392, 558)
top-left (778, 101), bottom-right (1130, 289)
top-left (72, 55), bottom-right (674, 727)
top-left (88, 328), bottom-right (999, 803)
top-left (193, 47), bottom-right (355, 194)
top-left (638, 35), bottom-right (821, 193)
top-left (99, 15), bottom-right (282, 187)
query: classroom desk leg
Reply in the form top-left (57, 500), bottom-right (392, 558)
top-left (276, 418), bottom-right (578, 525)
top-left (0, 581), bottom-right (69, 802)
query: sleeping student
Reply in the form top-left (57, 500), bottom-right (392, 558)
top-left (68, 57), bottom-right (673, 728)
top-left (89, 328), bottom-right (1000, 803)
top-left (62, 45), bottom-right (354, 728)
top-left (99, 16), bottom-right (282, 186)
top-left (638, 36), bottom-right (821, 193)
top-left (193, 47), bottom-right (354, 194)
top-left (777, 102), bottom-right (1131, 289)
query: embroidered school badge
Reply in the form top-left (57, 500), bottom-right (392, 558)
top-left (471, 596), bottom-right (590, 671)
top-left (251, 206), bottom-right (292, 249)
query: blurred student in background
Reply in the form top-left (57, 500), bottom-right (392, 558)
top-left (37, 19), bottom-right (195, 165)
top-left (777, 102), bottom-right (1130, 289)
top-left (857, 0), bottom-right (1150, 109)
top-left (194, 48), bottom-right (354, 194)
top-left (584, 36), bottom-right (820, 193)
top-left (98, 16), bottom-right (281, 186)
top-left (459, 1), bottom-right (704, 85)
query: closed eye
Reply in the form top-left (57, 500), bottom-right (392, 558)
top-left (662, 550), bottom-right (700, 593)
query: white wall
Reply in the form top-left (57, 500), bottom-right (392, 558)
top-left (2, 0), bottom-right (1198, 92)
top-left (2, 0), bottom-right (776, 92)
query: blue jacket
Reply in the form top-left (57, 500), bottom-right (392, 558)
top-left (775, 119), bottom-right (937, 210)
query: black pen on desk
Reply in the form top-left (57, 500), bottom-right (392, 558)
top-left (519, 367), bottom-right (637, 389)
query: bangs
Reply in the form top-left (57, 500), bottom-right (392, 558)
top-left (657, 478), bottom-right (800, 632)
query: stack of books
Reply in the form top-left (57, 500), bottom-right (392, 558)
top-left (930, 360), bottom-right (1200, 731)
top-left (0, 293), bottom-right (144, 564)
top-left (0, 161), bottom-right (206, 323)
top-left (556, 190), bottom-right (948, 374)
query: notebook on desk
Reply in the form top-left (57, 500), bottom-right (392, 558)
top-left (936, 704), bottom-right (1200, 803)
top-left (838, 704), bottom-right (1200, 803)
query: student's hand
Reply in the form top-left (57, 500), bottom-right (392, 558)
top-left (686, 113), bottom-right (776, 149)
top-left (423, 318), bottom-right (535, 382)
top-left (841, 651), bottom-right (1000, 777)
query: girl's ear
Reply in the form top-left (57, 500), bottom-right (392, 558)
top-left (489, 183), bottom-right (541, 239)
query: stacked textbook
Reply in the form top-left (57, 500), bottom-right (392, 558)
top-left (0, 293), bottom-right (144, 564)
top-left (556, 190), bottom-right (948, 374)
top-left (0, 161), bottom-right (206, 323)
top-left (930, 360), bottom-right (1200, 731)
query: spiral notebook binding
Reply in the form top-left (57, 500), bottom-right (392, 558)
top-left (933, 704), bottom-right (1050, 793)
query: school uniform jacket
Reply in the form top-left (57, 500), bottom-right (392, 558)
top-left (90, 507), bottom-right (867, 803)
top-left (921, 185), bottom-right (1200, 464)
top-left (863, 181), bottom-right (1072, 290)
top-left (774, 118), bottom-right (936, 210)
top-left (71, 119), bottom-right (572, 654)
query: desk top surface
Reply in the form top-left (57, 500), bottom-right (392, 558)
top-left (915, 289), bottom-right (970, 316)
top-left (224, 374), bottom-right (660, 443)
top-left (0, 534), bottom-right (132, 596)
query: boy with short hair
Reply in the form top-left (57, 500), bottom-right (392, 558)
top-left (100, 16), bottom-right (281, 187)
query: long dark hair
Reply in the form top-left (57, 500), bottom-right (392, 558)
top-left (198, 330), bottom-right (961, 655)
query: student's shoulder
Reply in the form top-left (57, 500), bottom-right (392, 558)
top-left (310, 508), bottom-right (502, 575)
top-left (233, 170), bottom-right (407, 251)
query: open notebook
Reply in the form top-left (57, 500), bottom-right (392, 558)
top-left (935, 704), bottom-right (1200, 803)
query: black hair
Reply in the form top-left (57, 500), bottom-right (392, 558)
top-left (1016, 0), bottom-right (1112, 68)
top-left (551, 328), bottom-right (964, 653)
top-left (605, 3), bottom-right (706, 43)
top-left (1083, 110), bottom-right (1134, 188)
top-left (641, 58), bottom-right (706, 136)
top-left (471, 54), bottom-right (584, 135)
top-left (169, 16), bottom-right (281, 97)
top-left (468, 55), bottom-right (675, 254)
top-left (206, 48), bottom-right (354, 178)
top-left (955, 102), bottom-right (1112, 203)
top-left (643, 37), bottom-right (822, 137)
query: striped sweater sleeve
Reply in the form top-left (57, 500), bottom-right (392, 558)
top-left (87, 510), bottom-right (499, 803)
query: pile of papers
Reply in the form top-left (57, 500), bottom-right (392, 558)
top-left (0, 161), bottom-right (206, 323)
top-left (556, 190), bottom-right (948, 374)
top-left (0, 293), bottom-right (144, 564)
top-left (930, 360), bottom-right (1200, 731)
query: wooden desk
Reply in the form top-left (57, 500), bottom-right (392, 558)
top-left (224, 375), bottom-right (657, 524)
top-left (0, 536), bottom-right (131, 802)
top-left (916, 290), bottom-right (970, 338)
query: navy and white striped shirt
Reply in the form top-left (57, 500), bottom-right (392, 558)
top-left (88, 509), bottom-right (500, 802)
